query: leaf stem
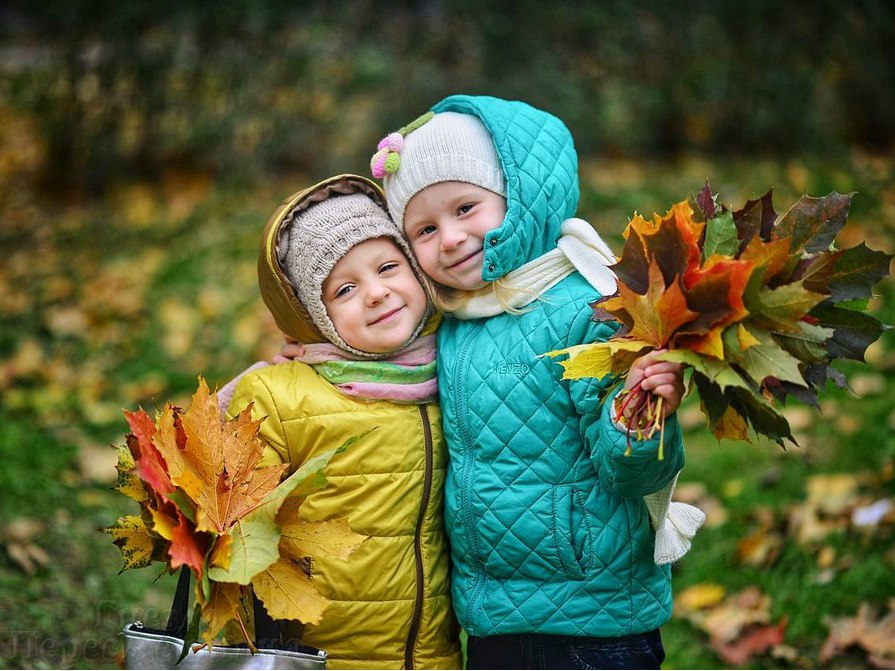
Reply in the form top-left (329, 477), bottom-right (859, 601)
top-left (234, 608), bottom-right (258, 654)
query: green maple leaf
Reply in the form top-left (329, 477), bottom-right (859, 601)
top-left (774, 321), bottom-right (835, 364)
top-left (657, 349), bottom-right (751, 392)
top-left (810, 302), bottom-right (886, 362)
top-left (703, 211), bottom-right (739, 259)
top-left (747, 283), bottom-right (827, 334)
top-left (775, 192), bottom-right (852, 254)
top-left (731, 387), bottom-right (796, 446)
top-left (826, 242), bottom-right (893, 302)
top-left (803, 362), bottom-right (850, 392)
top-left (729, 327), bottom-right (807, 387)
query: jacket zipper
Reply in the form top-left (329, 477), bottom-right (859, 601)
top-left (403, 403), bottom-right (434, 669)
top-left (453, 323), bottom-right (486, 629)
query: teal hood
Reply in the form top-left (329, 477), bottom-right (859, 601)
top-left (431, 95), bottom-right (580, 281)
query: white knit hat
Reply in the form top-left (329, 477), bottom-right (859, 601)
top-left (278, 192), bottom-right (427, 357)
top-left (379, 112), bottom-right (506, 229)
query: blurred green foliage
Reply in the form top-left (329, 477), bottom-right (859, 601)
top-left (2, 0), bottom-right (894, 193)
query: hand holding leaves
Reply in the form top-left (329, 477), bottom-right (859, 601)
top-left (549, 183), bottom-right (892, 450)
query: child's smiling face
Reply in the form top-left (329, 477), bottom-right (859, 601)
top-left (402, 181), bottom-right (507, 291)
top-left (322, 237), bottom-right (428, 354)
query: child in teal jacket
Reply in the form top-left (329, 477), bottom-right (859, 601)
top-left (373, 95), bottom-right (704, 669)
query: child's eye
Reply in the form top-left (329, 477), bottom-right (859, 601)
top-left (335, 284), bottom-right (354, 298)
top-left (457, 203), bottom-right (474, 215)
top-left (379, 262), bottom-right (399, 274)
top-left (416, 224), bottom-right (437, 238)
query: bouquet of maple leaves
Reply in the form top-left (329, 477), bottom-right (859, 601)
top-left (552, 183), bottom-right (891, 453)
top-left (104, 378), bottom-right (366, 651)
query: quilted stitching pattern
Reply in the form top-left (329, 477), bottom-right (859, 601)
top-left (431, 96), bottom-right (685, 638)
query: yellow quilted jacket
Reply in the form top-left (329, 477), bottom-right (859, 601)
top-left (227, 175), bottom-right (461, 670)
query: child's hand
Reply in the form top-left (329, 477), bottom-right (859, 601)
top-left (622, 350), bottom-right (684, 420)
top-left (271, 335), bottom-right (306, 364)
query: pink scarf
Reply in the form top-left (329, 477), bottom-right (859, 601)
top-left (296, 335), bottom-right (438, 404)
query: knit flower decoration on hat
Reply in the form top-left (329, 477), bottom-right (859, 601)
top-left (370, 112), bottom-right (433, 179)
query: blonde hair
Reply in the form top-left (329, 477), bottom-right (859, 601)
top-left (426, 276), bottom-right (539, 316)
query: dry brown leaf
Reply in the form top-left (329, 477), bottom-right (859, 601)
top-left (701, 586), bottom-right (772, 643)
top-left (5, 541), bottom-right (50, 574)
top-left (735, 526), bottom-right (783, 567)
top-left (713, 619), bottom-right (788, 666)
top-left (821, 601), bottom-right (895, 668)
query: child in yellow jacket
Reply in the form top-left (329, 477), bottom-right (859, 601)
top-left (224, 174), bottom-right (460, 669)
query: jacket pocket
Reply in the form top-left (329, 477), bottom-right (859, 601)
top-left (551, 485), bottom-right (593, 580)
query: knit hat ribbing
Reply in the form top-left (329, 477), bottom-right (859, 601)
top-left (383, 112), bottom-right (506, 230)
top-left (278, 192), bottom-right (427, 357)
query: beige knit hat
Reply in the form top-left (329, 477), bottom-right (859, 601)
top-left (380, 112), bottom-right (506, 230)
top-left (278, 192), bottom-right (428, 357)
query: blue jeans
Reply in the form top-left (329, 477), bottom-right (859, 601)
top-left (466, 629), bottom-right (665, 670)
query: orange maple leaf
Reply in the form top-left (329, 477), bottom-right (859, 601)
top-left (620, 258), bottom-right (699, 348)
top-left (124, 409), bottom-right (175, 499)
top-left (168, 510), bottom-right (207, 577)
top-left (155, 379), bottom-right (287, 535)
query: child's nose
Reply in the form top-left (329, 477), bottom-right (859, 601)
top-left (440, 224), bottom-right (467, 250)
top-left (366, 281), bottom-right (390, 304)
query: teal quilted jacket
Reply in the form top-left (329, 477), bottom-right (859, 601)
top-left (432, 95), bottom-right (686, 638)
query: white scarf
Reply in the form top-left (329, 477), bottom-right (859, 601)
top-left (451, 218), bottom-right (705, 565)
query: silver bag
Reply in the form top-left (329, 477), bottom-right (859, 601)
top-left (121, 623), bottom-right (326, 669)
top-left (122, 568), bottom-right (326, 670)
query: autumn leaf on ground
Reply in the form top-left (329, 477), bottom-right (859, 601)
top-left (820, 601), bottom-right (895, 669)
top-left (3, 518), bottom-right (50, 575)
top-left (676, 584), bottom-right (787, 666)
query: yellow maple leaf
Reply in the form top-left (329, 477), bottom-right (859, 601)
top-left (201, 581), bottom-right (243, 645)
top-left (113, 443), bottom-right (146, 502)
top-left (150, 507), bottom-right (178, 541)
top-left (209, 533), bottom-right (232, 571)
top-left (103, 515), bottom-right (155, 571)
top-left (567, 339), bottom-right (653, 381)
top-left (278, 498), bottom-right (366, 561)
top-left (252, 559), bottom-right (329, 625)
top-left (710, 405), bottom-right (750, 442)
top-left (737, 324), bottom-right (760, 351)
